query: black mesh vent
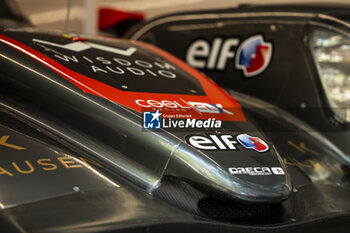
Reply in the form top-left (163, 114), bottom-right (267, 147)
top-left (198, 197), bottom-right (279, 221)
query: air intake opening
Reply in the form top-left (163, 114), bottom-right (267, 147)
top-left (198, 197), bottom-right (282, 223)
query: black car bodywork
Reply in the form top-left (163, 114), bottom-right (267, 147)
top-left (0, 2), bottom-right (350, 233)
top-left (129, 4), bottom-right (350, 153)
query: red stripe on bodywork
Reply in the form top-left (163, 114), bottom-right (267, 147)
top-left (0, 33), bottom-right (245, 121)
top-left (98, 8), bottom-right (144, 30)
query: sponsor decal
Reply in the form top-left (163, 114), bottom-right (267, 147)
top-left (236, 133), bottom-right (269, 152)
top-left (137, 99), bottom-right (233, 115)
top-left (187, 134), bottom-right (237, 150)
top-left (228, 167), bottom-right (284, 176)
top-left (282, 156), bottom-right (342, 173)
top-left (32, 38), bottom-right (137, 56)
top-left (186, 34), bottom-right (272, 77)
top-left (162, 118), bottom-right (221, 129)
top-left (287, 140), bottom-right (319, 156)
top-left (0, 156), bottom-right (103, 177)
top-left (138, 99), bottom-right (239, 124)
top-left (187, 102), bottom-right (233, 115)
top-left (235, 35), bottom-right (272, 77)
top-left (33, 38), bottom-right (178, 80)
top-left (186, 38), bottom-right (239, 70)
top-left (142, 110), bottom-right (222, 129)
top-left (0, 33), bottom-right (246, 122)
top-left (0, 136), bottom-right (26, 150)
top-left (186, 133), bottom-right (268, 152)
top-left (143, 111), bottom-right (161, 129)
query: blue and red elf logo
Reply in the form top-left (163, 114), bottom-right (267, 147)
top-left (237, 134), bottom-right (269, 152)
top-left (235, 35), bottom-right (272, 77)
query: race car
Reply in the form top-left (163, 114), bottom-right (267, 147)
top-left (0, 1), bottom-right (350, 233)
top-left (128, 3), bottom-right (350, 154)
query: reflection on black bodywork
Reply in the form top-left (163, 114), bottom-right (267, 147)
top-left (0, 112), bottom-right (119, 209)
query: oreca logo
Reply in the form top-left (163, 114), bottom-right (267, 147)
top-left (135, 99), bottom-right (233, 115)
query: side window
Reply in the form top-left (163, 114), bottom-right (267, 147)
top-left (309, 28), bottom-right (350, 122)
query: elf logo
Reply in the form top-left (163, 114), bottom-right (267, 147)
top-left (186, 35), bottom-right (272, 77)
top-left (186, 133), bottom-right (269, 152)
top-left (235, 35), bottom-right (272, 77)
top-left (236, 134), bottom-right (269, 152)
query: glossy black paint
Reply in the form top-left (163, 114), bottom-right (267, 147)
top-left (128, 4), bottom-right (350, 155)
top-left (0, 111), bottom-right (119, 208)
top-left (0, 4), bottom-right (350, 232)
top-left (1, 85), bottom-right (350, 232)
top-left (0, 28), bottom-right (291, 206)
top-left (1, 182), bottom-right (350, 233)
